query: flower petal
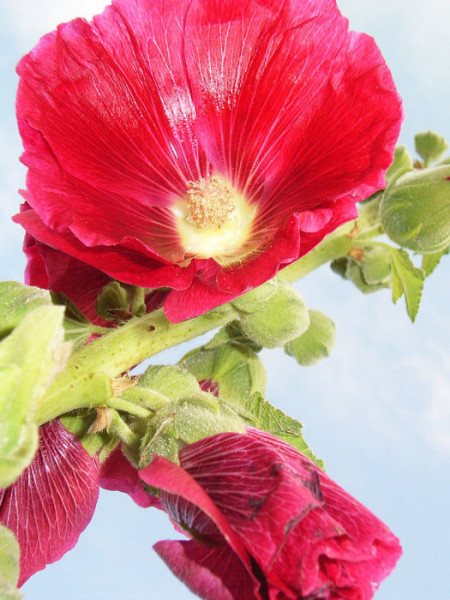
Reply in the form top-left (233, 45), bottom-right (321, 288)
top-left (15, 0), bottom-right (402, 323)
top-left (139, 456), bottom-right (255, 576)
top-left (155, 539), bottom-right (258, 600)
top-left (16, 2), bottom-right (196, 233)
top-left (184, 0), bottom-right (401, 217)
top-left (0, 420), bottom-right (99, 586)
top-left (99, 446), bottom-right (157, 509)
top-left (14, 208), bottom-right (196, 290)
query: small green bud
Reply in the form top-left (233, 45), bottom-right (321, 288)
top-left (330, 257), bottom-right (349, 279)
top-left (415, 131), bottom-right (448, 166)
top-left (138, 365), bottom-right (201, 400)
top-left (381, 164), bottom-right (450, 253)
top-left (238, 281), bottom-right (310, 349)
top-left (345, 259), bottom-right (388, 294)
top-left (139, 394), bottom-right (245, 467)
top-left (285, 310), bottom-right (335, 366)
top-left (231, 278), bottom-right (278, 313)
top-left (386, 145), bottom-right (414, 181)
top-left (361, 247), bottom-right (392, 284)
top-left (96, 281), bottom-right (130, 319)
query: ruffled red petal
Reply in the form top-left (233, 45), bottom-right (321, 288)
top-left (154, 540), bottom-right (258, 600)
top-left (14, 208), bottom-right (196, 290)
top-left (0, 421), bottom-right (99, 586)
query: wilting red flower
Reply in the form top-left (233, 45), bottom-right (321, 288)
top-left (14, 0), bottom-right (402, 322)
top-left (0, 420), bottom-right (99, 586)
top-left (140, 428), bottom-right (402, 600)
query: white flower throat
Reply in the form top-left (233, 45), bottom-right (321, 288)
top-left (173, 176), bottom-right (256, 265)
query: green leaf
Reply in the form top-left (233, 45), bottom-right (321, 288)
top-left (0, 282), bottom-right (51, 340)
top-left (0, 304), bottom-right (71, 487)
top-left (61, 318), bottom-right (92, 350)
top-left (421, 246), bottom-right (449, 277)
top-left (0, 525), bottom-right (23, 600)
top-left (415, 131), bottom-right (448, 166)
top-left (244, 393), bottom-right (324, 469)
top-left (389, 248), bottom-right (425, 322)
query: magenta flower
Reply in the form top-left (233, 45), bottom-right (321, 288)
top-left (0, 420), bottom-right (99, 586)
top-left (14, 0), bottom-right (402, 322)
top-left (140, 428), bottom-right (402, 600)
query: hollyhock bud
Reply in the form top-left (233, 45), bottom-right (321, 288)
top-left (381, 164), bottom-right (450, 253)
top-left (237, 281), bottom-right (310, 348)
top-left (285, 309), bottom-right (336, 366)
top-left (140, 428), bottom-right (402, 600)
top-left (14, 0), bottom-right (402, 322)
top-left (414, 131), bottom-right (448, 167)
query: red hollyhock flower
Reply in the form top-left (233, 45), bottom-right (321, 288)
top-left (140, 428), bottom-right (402, 600)
top-left (14, 0), bottom-right (402, 322)
top-left (0, 420), bottom-right (99, 586)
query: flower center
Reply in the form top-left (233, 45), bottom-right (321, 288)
top-left (186, 177), bottom-right (236, 229)
top-left (172, 176), bottom-right (256, 265)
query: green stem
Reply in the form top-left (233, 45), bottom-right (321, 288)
top-left (110, 411), bottom-right (140, 447)
top-left (38, 303), bottom-right (238, 424)
top-left (107, 397), bottom-right (152, 419)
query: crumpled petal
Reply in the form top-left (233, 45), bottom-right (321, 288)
top-left (0, 420), bottom-right (99, 586)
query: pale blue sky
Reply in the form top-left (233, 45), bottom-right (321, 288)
top-left (0, 1), bottom-right (449, 599)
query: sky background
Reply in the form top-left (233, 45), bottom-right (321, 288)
top-left (0, 0), bottom-right (449, 598)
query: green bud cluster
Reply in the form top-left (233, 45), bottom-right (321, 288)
top-left (122, 365), bottom-right (246, 467)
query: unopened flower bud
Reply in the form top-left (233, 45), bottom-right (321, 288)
top-left (380, 165), bottom-right (450, 253)
top-left (415, 131), bottom-right (448, 166)
top-left (232, 278), bottom-right (279, 313)
top-left (238, 281), bottom-right (310, 349)
top-left (96, 281), bottom-right (130, 319)
top-left (285, 310), bottom-right (335, 366)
